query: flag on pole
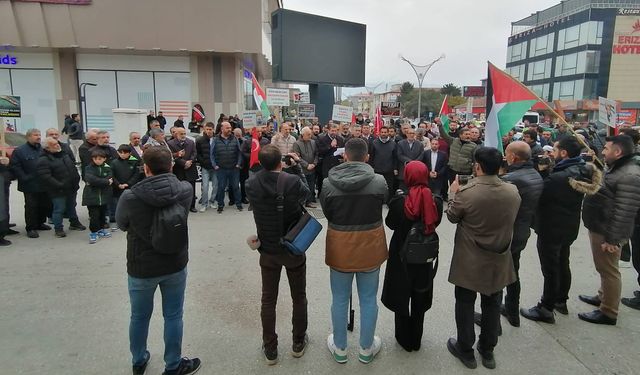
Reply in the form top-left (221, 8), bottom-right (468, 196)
top-left (249, 71), bottom-right (271, 120)
top-left (485, 62), bottom-right (538, 152)
top-left (351, 112), bottom-right (357, 125)
top-left (191, 104), bottom-right (205, 123)
top-left (250, 127), bottom-right (261, 168)
top-left (374, 105), bottom-right (383, 136)
top-left (439, 95), bottom-right (451, 133)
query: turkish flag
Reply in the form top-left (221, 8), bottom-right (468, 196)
top-left (250, 127), bottom-right (261, 168)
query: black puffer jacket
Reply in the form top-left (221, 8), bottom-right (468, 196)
top-left (82, 163), bottom-right (113, 206)
top-left (502, 161), bottom-right (544, 252)
top-left (535, 157), bottom-right (601, 243)
top-left (116, 173), bottom-right (192, 278)
top-left (195, 134), bottom-right (213, 170)
top-left (582, 154), bottom-right (640, 244)
top-left (37, 150), bottom-right (80, 197)
top-left (111, 156), bottom-right (142, 197)
top-left (245, 169), bottom-right (309, 255)
top-left (10, 142), bottom-right (44, 193)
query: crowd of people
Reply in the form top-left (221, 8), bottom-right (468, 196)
top-left (3, 112), bottom-right (640, 374)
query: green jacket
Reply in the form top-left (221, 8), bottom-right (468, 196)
top-left (438, 123), bottom-right (477, 174)
top-left (82, 163), bottom-right (113, 206)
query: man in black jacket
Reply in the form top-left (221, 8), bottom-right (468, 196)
top-left (168, 128), bottom-right (198, 213)
top-left (423, 137), bottom-right (448, 196)
top-left (195, 123), bottom-right (216, 211)
top-left (579, 135), bottom-right (640, 325)
top-left (396, 127), bottom-right (424, 191)
top-left (370, 126), bottom-right (398, 200)
top-left (116, 146), bottom-right (200, 375)
top-left (317, 124), bottom-right (345, 193)
top-left (79, 129), bottom-right (99, 179)
top-left (92, 130), bottom-right (119, 223)
top-left (156, 111), bottom-right (167, 130)
top-left (10, 129), bottom-right (52, 238)
top-left (246, 144), bottom-right (310, 365)
top-left (67, 114), bottom-right (84, 162)
top-left (521, 138), bottom-right (601, 324)
top-left (46, 128), bottom-right (75, 162)
top-left (37, 137), bottom-right (86, 238)
top-left (476, 141), bottom-right (542, 328)
top-left (211, 121), bottom-right (243, 213)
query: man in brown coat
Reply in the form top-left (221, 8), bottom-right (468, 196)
top-left (445, 147), bottom-right (521, 370)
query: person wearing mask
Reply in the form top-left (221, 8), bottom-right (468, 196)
top-left (168, 128), bottom-right (199, 213)
top-left (521, 138), bottom-right (601, 323)
top-left (436, 118), bottom-right (477, 187)
top-left (10, 129), bottom-right (52, 238)
top-left (423, 138), bottom-right (448, 196)
top-left (37, 137), bottom-right (86, 238)
top-left (245, 145), bottom-right (310, 365)
top-left (320, 138), bottom-right (388, 365)
top-left (210, 121), bottom-right (243, 213)
top-left (116, 146), bottom-right (201, 375)
top-left (396, 128), bottom-right (424, 192)
top-left (195, 123), bottom-right (217, 212)
top-left (474, 141), bottom-right (543, 329)
top-left (293, 127), bottom-right (319, 207)
top-left (446, 147), bottom-right (521, 370)
top-left (579, 135), bottom-right (640, 324)
top-left (382, 161), bottom-right (441, 352)
top-left (370, 126), bottom-right (398, 201)
top-left (317, 124), bottom-right (345, 194)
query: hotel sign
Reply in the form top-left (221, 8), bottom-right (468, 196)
top-left (509, 16), bottom-right (572, 43)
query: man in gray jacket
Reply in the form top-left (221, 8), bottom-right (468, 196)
top-left (579, 135), bottom-right (640, 325)
top-left (293, 127), bottom-right (319, 207)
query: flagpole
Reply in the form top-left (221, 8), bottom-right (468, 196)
top-left (488, 62), bottom-right (604, 168)
top-left (438, 95), bottom-right (448, 117)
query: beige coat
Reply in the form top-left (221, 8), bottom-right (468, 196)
top-left (447, 175), bottom-right (521, 295)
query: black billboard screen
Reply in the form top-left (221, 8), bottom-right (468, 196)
top-left (271, 9), bottom-right (366, 86)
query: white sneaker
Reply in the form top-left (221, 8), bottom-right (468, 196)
top-left (358, 336), bottom-right (381, 364)
top-left (199, 206), bottom-right (207, 213)
top-left (620, 260), bottom-right (632, 268)
top-left (327, 334), bottom-right (348, 364)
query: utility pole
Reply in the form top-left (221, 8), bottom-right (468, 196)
top-left (400, 54), bottom-right (445, 119)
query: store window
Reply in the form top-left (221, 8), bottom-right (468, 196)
top-left (529, 34), bottom-right (554, 57)
top-left (527, 58), bottom-right (552, 81)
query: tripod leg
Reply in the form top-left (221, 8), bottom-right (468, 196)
top-left (348, 294), bottom-right (355, 332)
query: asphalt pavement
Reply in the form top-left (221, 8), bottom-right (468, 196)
top-left (1, 183), bottom-right (639, 375)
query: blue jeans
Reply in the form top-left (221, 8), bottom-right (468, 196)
top-left (199, 168), bottom-right (217, 207)
top-left (330, 268), bottom-right (380, 350)
top-left (128, 268), bottom-right (187, 371)
top-left (215, 168), bottom-right (241, 208)
top-left (51, 192), bottom-right (79, 231)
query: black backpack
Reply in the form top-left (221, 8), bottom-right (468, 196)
top-left (150, 202), bottom-right (188, 254)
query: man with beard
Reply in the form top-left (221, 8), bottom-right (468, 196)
top-left (370, 126), bottom-right (398, 201)
top-left (317, 124), bottom-right (345, 193)
top-left (436, 118), bottom-right (477, 186)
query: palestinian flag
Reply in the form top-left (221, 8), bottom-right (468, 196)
top-left (485, 62), bottom-right (538, 151)
top-left (439, 95), bottom-right (451, 133)
top-left (248, 70), bottom-right (271, 120)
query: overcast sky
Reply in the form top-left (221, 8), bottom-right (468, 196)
top-left (283, 0), bottom-right (560, 93)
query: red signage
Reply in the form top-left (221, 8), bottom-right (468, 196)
top-left (612, 18), bottom-right (640, 54)
top-left (463, 86), bottom-right (485, 97)
top-left (619, 109), bottom-right (638, 125)
top-left (11, 0), bottom-right (91, 4)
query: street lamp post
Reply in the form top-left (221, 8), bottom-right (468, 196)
top-left (365, 82), bottom-right (384, 117)
top-left (80, 82), bottom-right (97, 132)
top-left (400, 54), bottom-right (445, 119)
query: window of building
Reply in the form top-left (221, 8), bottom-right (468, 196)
top-left (527, 58), bottom-right (552, 81)
top-left (583, 79), bottom-right (597, 99)
top-left (529, 33), bottom-right (554, 57)
top-left (529, 83), bottom-right (550, 101)
top-left (507, 64), bottom-right (525, 82)
top-left (558, 21), bottom-right (604, 51)
top-left (507, 41), bottom-right (528, 63)
top-left (553, 79), bottom-right (588, 100)
top-left (555, 51), bottom-right (600, 77)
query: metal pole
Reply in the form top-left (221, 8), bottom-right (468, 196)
top-left (400, 54), bottom-right (445, 119)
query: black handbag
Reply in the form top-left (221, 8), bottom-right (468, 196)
top-left (400, 221), bottom-right (439, 265)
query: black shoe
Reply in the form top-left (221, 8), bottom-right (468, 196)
top-left (103, 223), bottom-right (110, 230)
top-left (447, 338), bottom-right (477, 369)
top-left (634, 290), bottom-right (640, 299)
top-left (37, 224), bottom-right (52, 231)
top-left (263, 346), bottom-right (278, 365)
top-left (55, 230), bottom-right (67, 238)
top-left (69, 222), bottom-right (87, 231)
top-left (237, 205), bottom-right (243, 212)
top-left (621, 296), bottom-right (640, 311)
top-left (217, 207), bottom-right (223, 214)
top-left (162, 357), bottom-right (201, 375)
top-left (6, 228), bottom-right (19, 235)
top-left (477, 347), bottom-right (496, 369)
top-left (578, 295), bottom-right (601, 307)
top-left (395, 336), bottom-right (413, 352)
top-left (554, 302), bottom-right (569, 315)
top-left (133, 351), bottom-right (151, 375)
top-left (578, 310), bottom-right (616, 325)
top-left (189, 208), bottom-right (198, 213)
top-left (27, 230), bottom-right (39, 238)
top-left (474, 312), bottom-right (502, 335)
top-left (520, 304), bottom-right (555, 324)
top-left (109, 217), bottom-right (116, 223)
top-left (0, 238), bottom-right (11, 246)
top-left (241, 198), bottom-right (250, 204)
top-left (500, 304), bottom-right (520, 327)
top-left (292, 334), bottom-right (308, 358)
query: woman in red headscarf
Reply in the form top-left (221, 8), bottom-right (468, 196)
top-left (381, 160), bottom-right (442, 352)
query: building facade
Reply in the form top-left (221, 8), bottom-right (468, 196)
top-left (506, 0), bottom-right (640, 124)
top-left (0, 0), bottom-right (279, 134)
